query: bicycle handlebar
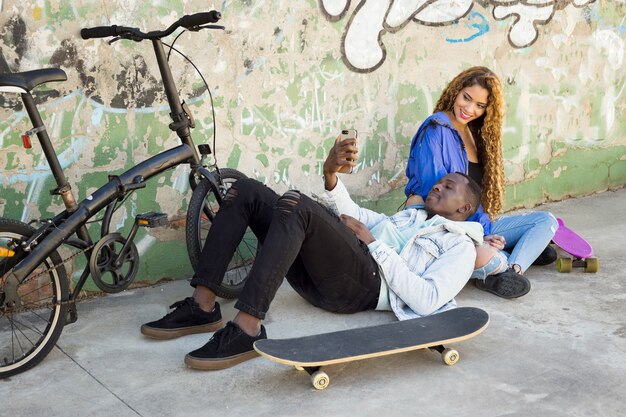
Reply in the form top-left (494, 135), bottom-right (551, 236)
top-left (80, 10), bottom-right (222, 40)
top-left (180, 11), bottom-right (221, 29)
top-left (81, 25), bottom-right (120, 39)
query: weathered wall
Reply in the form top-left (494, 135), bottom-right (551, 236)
top-left (0, 0), bottom-right (624, 286)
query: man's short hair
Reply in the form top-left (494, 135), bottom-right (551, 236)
top-left (454, 172), bottom-right (482, 218)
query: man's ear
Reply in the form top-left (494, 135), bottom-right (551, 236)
top-left (457, 203), bottom-right (472, 215)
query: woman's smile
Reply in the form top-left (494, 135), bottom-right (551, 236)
top-left (451, 84), bottom-right (489, 126)
top-left (458, 108), bottom-right (472, 121)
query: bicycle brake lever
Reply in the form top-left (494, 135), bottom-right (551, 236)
top-left (108, 34), bottom-right (143, 44)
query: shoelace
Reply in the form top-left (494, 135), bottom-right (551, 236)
top-left (210, 323), bottom-right (240, 351)
top-left (164, 297), bottom-right (195, 318)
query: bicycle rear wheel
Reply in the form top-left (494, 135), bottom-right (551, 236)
top-left (0, 218), bottom-right (69, 378)
top-left (186, 168), bottom-right (258, 299)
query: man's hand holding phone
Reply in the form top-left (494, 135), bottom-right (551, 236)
top-left (327, 129), bottom-right (358, 174)
top-left (323, 129), bottom-right (358, 190)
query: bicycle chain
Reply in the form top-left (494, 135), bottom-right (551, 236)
top-left (23, 242), bottom-right (95, 281)
top-left (1, 243), bottom-right (95, 313)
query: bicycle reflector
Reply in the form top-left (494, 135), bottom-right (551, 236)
top-left (22, 126), bottom-right (46, 149)
top-left (0, 247), bottom-right (15, 257)
top-left (21, 134), bottom-right (32, 148)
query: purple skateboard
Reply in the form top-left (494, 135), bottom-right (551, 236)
top-left (552, 218), bottom-right (598, 273)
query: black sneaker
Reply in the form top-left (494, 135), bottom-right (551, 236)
top-left (475, 268), bottom-right (531, 299)
top-left (140, 297), bottom-right (224, 340)
top-left (184, 321), bottom-right (267, 370)
top-left (533, 245), bottom-right (557, 266)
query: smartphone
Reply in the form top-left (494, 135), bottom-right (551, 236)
top-left (339, 129), bottom-right (357, 142)
top-left (338, 129), bottom-right (358, 173)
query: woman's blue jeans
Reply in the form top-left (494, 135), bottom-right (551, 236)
top-left (490, 211), bottom-right (558, 273)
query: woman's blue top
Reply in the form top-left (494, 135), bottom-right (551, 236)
top-left (404, 112), bottom-right (493, 234)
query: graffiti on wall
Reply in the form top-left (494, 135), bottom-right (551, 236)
top-left (319, 0), bottom-right (597, 72)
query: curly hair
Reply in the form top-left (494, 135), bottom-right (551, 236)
top-left (433, 66), bottom-right (505, 220)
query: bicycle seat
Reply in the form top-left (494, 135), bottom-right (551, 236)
top-left (0, 68), bottom-right (67, 93)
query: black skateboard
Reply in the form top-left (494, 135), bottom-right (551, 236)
top-left (254, 307), bottom-right (489, 389)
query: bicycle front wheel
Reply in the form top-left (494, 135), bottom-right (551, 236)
top-left (0, 217), bottom-right (69, 378)
top-left (186, 168), bottom-right (258, 299)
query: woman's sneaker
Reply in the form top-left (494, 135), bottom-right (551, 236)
top-left (140, 297), bottom-right (224, 340)
top-left (475, 268), bottom-right (531, 299)
top-left (184, 321), bottom-right (267, 370)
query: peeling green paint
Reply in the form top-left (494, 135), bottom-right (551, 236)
top-left (277, 158), bottom-right (292, 173)
top-left (0, 187), bottom-right (23, 217)
top-left (5, 150), bottom-right (18, 170)
top-left (286, 78), bottom-right (301, 107)
top-left (138, 241), bottom-right (192, 281)
top-left (315, 146), bottom-right (326, 160)
top-left (227, 143), bottom-right (242, 168)
top-left (298, 139), bottom-right (315, 157)
top-left (256, 154), bottom-right (269, 168)
top-left (506, 146), bottom-right (626, 208)
top-left (44, 3), bottom-right (75, 22)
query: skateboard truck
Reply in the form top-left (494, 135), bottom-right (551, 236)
top-left (295, 366), bottom-right (329, 390)
top-left (557, 257), bottom-right (599, 273)
top-left (429, 344), bottom-right (460, 366)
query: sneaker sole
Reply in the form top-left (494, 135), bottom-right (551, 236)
top-left (184, 350), bottom-right (259, 371)
top-left (475, 276), bottom-right (531, 299)
top-left (140, 320), bottom-right (224, 340)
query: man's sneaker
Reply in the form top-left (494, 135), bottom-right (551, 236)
top-left (140, 297), bottom-right (224, 340)
top-left (533, 245), bottom-right (557, 266)
top-left (475, 268), bottom-right (531, 299)
top-left (184, 321), bottom-right (267, 370)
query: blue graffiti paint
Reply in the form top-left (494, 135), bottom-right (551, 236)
top-left (445, 11), bottom-right (490, 44)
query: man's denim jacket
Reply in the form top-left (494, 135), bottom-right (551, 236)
top-left (321, 179), bottom-right (482, 321)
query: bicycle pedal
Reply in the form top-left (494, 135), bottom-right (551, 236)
top-left (136, 212), bottom-right (168, 228)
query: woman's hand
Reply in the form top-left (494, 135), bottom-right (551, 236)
top-left (405, 194), bottom-right (425, 206)
top-left (323, 136), bottom-right (358, 190)
top-left (340, 214), bottom-right (374, 244)
top-left (484, 234), bottom-right (506, 250)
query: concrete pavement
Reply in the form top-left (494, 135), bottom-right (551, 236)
top-left (2, 187), bottom-right (625, 417)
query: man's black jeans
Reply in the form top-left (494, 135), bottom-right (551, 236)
top-left (191, 178), bottom-right (381, 319)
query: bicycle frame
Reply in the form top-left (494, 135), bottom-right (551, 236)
top-left (3, 37), bottom-right (220, 307)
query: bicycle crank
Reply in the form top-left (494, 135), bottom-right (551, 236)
top-left (89, 233), bottom-right (139, 293)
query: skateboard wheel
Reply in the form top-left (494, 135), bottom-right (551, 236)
top-left (557, 257), bottom-right (573, 273)
top-left (311, 370), bottom-right (330, 390)
top-left (295, 366), bottom-right (304, 372)
top-left (442, 348), bottom-right (459, 366)
top-left (584, 257), bottom-right (599, 273)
